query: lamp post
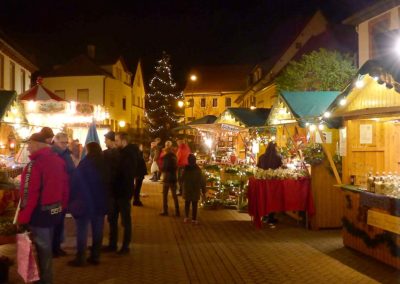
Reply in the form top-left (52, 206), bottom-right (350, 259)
top-left (177, 100), bottom-right (186, 139)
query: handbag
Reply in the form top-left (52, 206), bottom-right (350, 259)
top-left (17, 232), bottom-right (40, 283)
top-left (151, 161), bottom-right (159, 173)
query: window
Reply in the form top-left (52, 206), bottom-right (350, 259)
top-left (9, 62), bottom-right (15, 90)
top-left (116, 68), bottom-right (122, 80)
top-left (132, 94), bottom-right (136, 106)
top-left (225, 97), bottom-right (231, 107)
top-left (137, 97), bottom-right (140, 106)
top-left (0, 54), bottom-right (4, 89)
top-left (200, 98), bottom-right (206, 108)
top-left (122, 97), bottom-right (126, 110)
top-left (187, 98), bottom-right (194, 107)
top-left (212, 98), bottom-right (218, 108)
top-left (20, 69), bottom-right (25, 92)
top-left (369, 13), bottom-right (390, 59)
top-left (54, 90), bottom-right (66, 99)
top-left (77, 89), bottom-right (89, 103)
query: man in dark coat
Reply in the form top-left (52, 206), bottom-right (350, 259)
top-left (51, 132), bottom-right (75, 257)
top-left (133, 143), bottom-right (147, 206)
top-left (160, 142), bottom-right (180, 217)
top-left (102, 131), bottom-right (120, 252)
top-left (112, 132), bottom-right (139, 254)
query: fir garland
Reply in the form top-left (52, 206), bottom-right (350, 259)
top-left (342, 217), bottom-right (400, 257)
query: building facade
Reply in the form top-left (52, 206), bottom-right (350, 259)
top-left (343, 0), bottom-right (400, 67)
top-left (42, 49), bottom-right (145, 133)
top-left (183, 65), bottom-right (252, 122)
top-left (0, 31), bottom-right (38, 93)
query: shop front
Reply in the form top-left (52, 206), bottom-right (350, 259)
top-left (327, 56), bottom-right (400, 268)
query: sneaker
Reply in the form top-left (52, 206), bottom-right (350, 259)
top-left (53, 248), bottom-right (67, 257)
top-left (67, 258), bottom-right (86, 267)
top-left (192, 220), bottom-right (199, 225)
top-left (159, 212), bottom-right (168, 216)
top-left (87, 257), bottom-right (100, 265)
top-left (183, 218), bottom-right (189, 223)
top-left (102, 245), bottom-right (117, 253)
top-left (117, 247), bottom-right (130, 255)
top-left (132, 200), bottom-right (143, 207)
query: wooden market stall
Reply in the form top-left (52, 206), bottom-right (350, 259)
top-left (326, 55), bottom-right (400, 269)
top-left (213, 107), bottom-right (270, 163)
top-left (267, 91), bottom-right (343, 229)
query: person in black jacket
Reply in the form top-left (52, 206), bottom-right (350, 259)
top-left (133, 143), bottom-right (147, 206)
top-left (160, 141), bottom-right (180, 217)
top-left (257, 141), bottom-right (283, 226)
top-left (111, 132), bottom-right (139, 254)
top-left (102, 131), bottom-right (120, 252)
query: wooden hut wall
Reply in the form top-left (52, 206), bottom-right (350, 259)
top-left (343, 118), bottom-right (400, 185)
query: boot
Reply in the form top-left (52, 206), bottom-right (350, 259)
top-left (67, 252), bottom-right (86, 267)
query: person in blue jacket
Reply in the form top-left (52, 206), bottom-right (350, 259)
top-left (68, 142), bottom-right (109, 266)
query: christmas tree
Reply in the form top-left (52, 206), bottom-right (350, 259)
top-left (145, 52), bottom-right (183, 141)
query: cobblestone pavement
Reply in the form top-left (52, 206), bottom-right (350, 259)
top-left (2, 178), bottom-right (400, 283)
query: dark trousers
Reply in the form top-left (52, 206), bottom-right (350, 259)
top-left (109, 197), bottom-right (132, 249)
top-left (177, 167), bottom-right (184, 194)
top-left (184, 200), bottom-right (198, 220)
top-left (52, 212), bottom-right (66, 252)
top-left (162, 182), bottom-right (179, 214)
top-left (134, 178), bottom-right (144, 202)
top-left (30, 226), bottom-right (54, 284)
top-left (75, 216), bottom-right (104, 260)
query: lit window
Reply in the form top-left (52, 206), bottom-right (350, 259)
top-left (77, 89), bottom-right (89, 103)
top-left (212, 98), bottom-right (218, 107)
top-left (201, 98), bottom-right (206, 108)
top-left (225, 97), bottom-right (231, 107)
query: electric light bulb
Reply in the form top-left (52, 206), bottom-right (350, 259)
top-left (323, 112), bottom-right (331, 118)
top-left (309, 124), bottom-right (316, 132)
top-left (318, 124), bottom-right (324, 130)
top-left (339, 98), bottom-right (347, 106)
top-left (355, 80), bottom-right (364, 88)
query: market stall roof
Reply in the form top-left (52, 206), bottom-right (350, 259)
top-left (268, 91), bottom-right (340, 127)
top-left (282, 91), bottom-right (340, 118)
top-left (326, 52), bottom-right (400, 118)
top-left (188, 115), bottom-right (217, 125)
top-left (0, 90), bottom-right (17, 120)
top-left (19, 78), bottom-right (66, 102)
top-left (215, 108), bottom-right (271, 128)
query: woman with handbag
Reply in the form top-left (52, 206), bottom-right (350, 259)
top-left (68, 142), bottom-right (108, 266)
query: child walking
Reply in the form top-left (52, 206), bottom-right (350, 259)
top-left (182, 154), bottom-right (206, 224)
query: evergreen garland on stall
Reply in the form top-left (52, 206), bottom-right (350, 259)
top-left (342, 217), bottom-right (400, 257)
top-left (145, 52), bottom-right (183, 141)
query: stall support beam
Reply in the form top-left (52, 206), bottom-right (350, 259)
top-left (317, 129), bottom-right (342, 185)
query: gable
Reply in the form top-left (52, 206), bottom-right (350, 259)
top-left (267, 96), bottom-right (297, 125)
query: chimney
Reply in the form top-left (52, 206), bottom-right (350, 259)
top-left (87, 44), bottom-right (96, 59)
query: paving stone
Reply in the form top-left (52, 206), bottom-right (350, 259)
top-left (2, 177), bottom-right (399, 283)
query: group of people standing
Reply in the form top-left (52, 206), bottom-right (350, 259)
top-left (149, 137), bottom-right (206, 224)
top-left (16, 128), bottom-right (146, 284)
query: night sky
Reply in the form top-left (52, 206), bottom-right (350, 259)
top-left (0, 0), bottom-right (378, 85)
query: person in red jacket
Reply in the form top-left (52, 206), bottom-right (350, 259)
top-left (176, 137), bottom-right (191, 196)
top-left (17, 132), bottom-right (69, 284)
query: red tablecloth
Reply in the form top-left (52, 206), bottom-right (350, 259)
top-left (247, 177), bottom-right (315, 228)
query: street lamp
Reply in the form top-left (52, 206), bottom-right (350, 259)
top-left (190, 74), bottom-right (197, 82)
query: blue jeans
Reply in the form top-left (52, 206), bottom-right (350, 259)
top-left (30, 226), bottom-right (54, 284)
top-left (75, 216), bottom-right (105, 260)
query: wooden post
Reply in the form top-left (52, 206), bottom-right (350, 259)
top-left (317, 129), bottom-right (342, 185)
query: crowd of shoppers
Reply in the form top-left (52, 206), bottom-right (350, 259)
top-left (15, 128), bottom-right (205, 283)
top-left (16, 129), bottom-right (145, 283)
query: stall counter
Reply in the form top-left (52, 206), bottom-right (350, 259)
top-left (341, 185), bottom-right (400, 269)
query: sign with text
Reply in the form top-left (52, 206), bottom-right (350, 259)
top-left (220, 124), bottom-right (240, 132)
top-left (367, 210), bottom-right (400, 234)
top-left (360, 124), bottom-right (373, 144)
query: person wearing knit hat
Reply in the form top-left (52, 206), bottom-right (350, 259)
top-left (40, 127), bottom-right (55, 144)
